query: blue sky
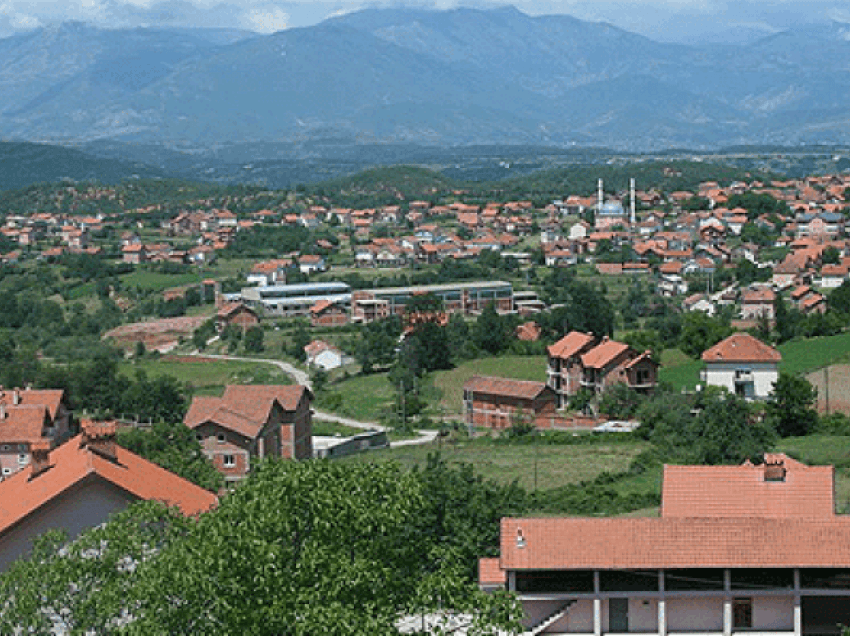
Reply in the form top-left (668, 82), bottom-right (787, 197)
top-left (1, 1), bottom-right (848, 42)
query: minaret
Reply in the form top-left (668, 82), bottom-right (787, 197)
top-left (598, 178), bottom-right (604, 211)
top-left (630, 178), bottom-right (637, 226)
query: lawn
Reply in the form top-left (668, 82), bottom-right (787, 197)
top-left (658, 348), bottom-right (702, 391)
top-left (342, 436), bottom-right (651, 493)
top-left (778, 332), bottom-right (850, 375)
top-left (316, 372), bottom-right (397, 423)
top-left (432, 355), bottom-right (547, 416)
top-left (119, 356), bottom-right (293, 396)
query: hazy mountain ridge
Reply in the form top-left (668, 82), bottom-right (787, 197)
top-left (1, 8), bottom-right (850, 150)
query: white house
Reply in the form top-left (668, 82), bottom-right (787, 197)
top-left (304, 340), bottom-right (350, 371)
top-left (700, 332), bottom-right (781, 400)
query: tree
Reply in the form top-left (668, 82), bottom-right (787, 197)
top-left (830, 280), bottom-right (850, 315)
top-left (765, 373), bottom-right (819, 437)
top-left (409, 320), bottom-right (453, 372)
top-left (473, 302), bottom-right (508, 355)
top-left (124, 460), bottom-right (522, 634)
top-left (244, 326), bottom-right (264, 353)
top-left (679, 311), bottom-right (733, 359)
top-left (290, 323), bottom-right (311, 362)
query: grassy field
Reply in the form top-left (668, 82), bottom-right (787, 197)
top-left (317, 372), bottom-right (397, 423)
top-left (120, 270), bottom-right (202, 292)
top-left (778, 332), bottom-right (850, 375)
top-left (658, 348), bottom-right (702, 391)
top-left (119, 356), bottom-right (292, 396)
top-left (342, 436), bottom-right (651, 493)
top-left (432, 355), bottom-right (547, 416)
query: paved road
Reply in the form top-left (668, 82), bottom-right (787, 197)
top-left (186, 352), bottom-right (437, 448)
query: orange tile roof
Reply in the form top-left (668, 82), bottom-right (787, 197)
top-left (661, 455), bottom-right (834, 519)
top-left (222, 384), bottom-right (310, 413)
top-left (701, 332), bottom-right (781, 363)
top-left (0, 388), bottom-right (65, 421)
top-left (547, 331), bottom-right (595, 359)
top-left (500, 516), bottom-right (850, 570)
top-left (478, 557), bottom-right (506, 585)
top-left (0, 434), bottom-right (217, 535)
top-left (463, 376), bottom-right (552, 401)
top-left (0, 406), bottom-right (49, 444)
top-left (581, 339), bottom-right (631, 369)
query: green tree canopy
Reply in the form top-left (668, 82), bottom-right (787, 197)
top-left (765, 373), bottom-right (819, 438)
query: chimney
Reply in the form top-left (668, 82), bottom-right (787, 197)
top-left (29, 441), bottom-right (52, 479)
top-left (0, 404), bottom-right (5, 419)
top-left (82, 421), bottom-right (118, 462)
top-left (12, 390), bottom-right (20, 405)
top-left (764, 457), bottom-right (786, 482)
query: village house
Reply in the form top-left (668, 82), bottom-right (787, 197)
top-left (701, 332), bottom-right (781, 400)
top-left (215, 301), bottom-right (260, 332)
top-left (309, 299), bottom-right (349, 327)
top-left (0, 388), bottom-right (73, 478)
top-left (462, 376), bottom-right (558, 430)
top-left (298, 254), bottom-right (327, 275)
top-left (740, 287), bottom-right (776, 320)
top-left (546, 333), bottom-right (658, 408)
top-left (0, 422), bottom-right (217, 570)
top-left (184, 385), bottom-right (312, 482)
top-left (305, 340), bottom-right (350, 371)
top-left (480, 453), bottom-right (850, 635)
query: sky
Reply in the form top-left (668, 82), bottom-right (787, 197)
top-left (1, 0), bottom-right (848, 42)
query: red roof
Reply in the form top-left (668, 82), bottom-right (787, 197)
top-left (547, 331), bottom-right (595, 359)
top-left (463, 376), bottom-right (552, 401)
top-left (661, 455), bottom-right (834, 520)
top-left (500, 516), bottom-right (850, 570)
top-left (479, 557), bottom-right (506, 586)
top-left (0, 433), bottom-right (217, 535)
top-left (581, 339), bottom-right (631, 369)
top-left (0, 406), bottom-right (49, 444)
top-left (0, 388), bottom-right (65, 421)
top-left (701, 332), bottom-right (781, 363)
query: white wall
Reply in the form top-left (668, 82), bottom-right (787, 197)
top-left (703, 362), bottom-right (778, 400)
top-left (667, 597), bottom-right (724, 632)
top-left (752, 595), bottom-right (794, 631)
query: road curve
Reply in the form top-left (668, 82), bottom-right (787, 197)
top-left (185, 352), bottom-right (436, 447)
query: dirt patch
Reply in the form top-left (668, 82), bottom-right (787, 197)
top-left (807, 364), bottom-right (850, 414)
top-left (104, 316), bottom-right (208, 352)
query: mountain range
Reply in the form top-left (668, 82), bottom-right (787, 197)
top-left (2, 7), bottom-right (850, 152)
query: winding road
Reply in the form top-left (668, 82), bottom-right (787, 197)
top-left (187, 353), bottom-right (438, 448)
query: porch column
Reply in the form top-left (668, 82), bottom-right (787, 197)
top-left (658, 570), bottom-right (667, 636)
top-left (723, 569), bottom-right (732, 636)
top-left (507, 571), bottom-right (516, 593)
top-left (594, 570), bottom-right (602, 636)
top-left (793, 569), bottom-right (802, 636)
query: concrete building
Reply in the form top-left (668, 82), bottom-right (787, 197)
top-left (240, 282), bottom-right (351, 317)
top-left (480, 453), bottom-right (850, 635)
top-left (701, 333), bottom-right (781, 400)
top-left (351, 281), bottom-right (513, 323)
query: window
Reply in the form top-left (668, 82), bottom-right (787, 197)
top-left (0, 445), bottom-right (9, 452)
top-left (195, 433), bottom-right (203, 443)
top-left (733, 598), bottom-right (752, 629)
top-left (223, 454), bottom-right (235, 467)
top-left (217, 434), bottom-right (226, 444)
top-left (2, 467), bottom-right (11, 476)
top-left (18, 454), bottom-right (28, 465)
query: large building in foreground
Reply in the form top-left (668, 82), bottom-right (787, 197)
top-left (480, 453), bottom-right (850, 635)
top-left (351, 281), bottom-right (513, 323)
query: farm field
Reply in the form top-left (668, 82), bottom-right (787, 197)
top-left (119, 355), bottom-right (292, 396)
top-left (775, 435), bottom-right (850, 512)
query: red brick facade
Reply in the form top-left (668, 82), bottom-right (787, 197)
top-left (463, 376), bottom-right (558, 430)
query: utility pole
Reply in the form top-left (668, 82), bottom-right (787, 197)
top-left (825, 365), bottom-right (830, 415)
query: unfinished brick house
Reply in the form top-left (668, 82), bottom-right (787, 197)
top-left (184, 385), bottom-right (312, 482)
top-left (481, 453), bottom-right (850, 635)
top-left (309, 299), bottom-right (349, 327)
top-left (215, 301), bottom-right (260, 332)
top-left (463, 376), bottom-right (558, 430)
top-left (547, 332), bottom-right (658, 408)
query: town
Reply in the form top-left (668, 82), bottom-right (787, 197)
top-left (0, 161), bottom-right (850, 633)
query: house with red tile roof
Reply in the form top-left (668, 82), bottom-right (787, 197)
top-left (462, 376), bottom-right (558, 430)
top-left (184, 385), bottom-right (312, 482)
top-left (0, 388), bottom-right (72, 479)
top-left (740, 287), bottom-right (776, 320)
top-left (309, 299), bottom-right (348, 327)
top-left (480, 453), bottom-right (850, 635)
top-left (700, 332), bottom-right (781, 400)
top-left (215, 301), bottom-right (260, 332)
top-left (0, 422), bottom-right (217, 570)
top-left (547, 333), bottom-right (658, 408)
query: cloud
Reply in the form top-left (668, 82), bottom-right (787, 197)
top-left (241, 5), bottom-right (288, 32)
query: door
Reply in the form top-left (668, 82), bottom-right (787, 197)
top-left (609, 598), bottom-right (629, 633)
